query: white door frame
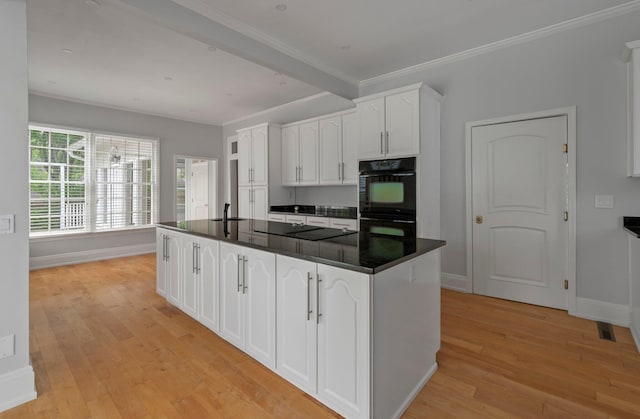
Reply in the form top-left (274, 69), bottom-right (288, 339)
top-left (174, 155), bottom-right (218, 221)
top-left (465, 107), bottom-right (577, 315)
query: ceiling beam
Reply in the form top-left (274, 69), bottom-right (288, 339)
top-left (118, 0), bottom-right (359, 99)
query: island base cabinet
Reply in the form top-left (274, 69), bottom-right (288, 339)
top-left (220, 243), bottom-right (276, 369)
top-left (317, 265), bottom-right (370, 419)
top-left (157, 229), bottom-right (182, 307)
top-left (155, 229), bottom-right (167, 297)
top-left (181, 237), bottom-right (219, 332)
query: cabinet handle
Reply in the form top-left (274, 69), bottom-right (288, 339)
top-left (307, 272), bottom-right (313, 321)
top-left (196, 244), bottom-right (201, 274)
top-left (338, 163), bottom-right (341, 180)
top-left (341, 162), bottom-right (345, 181)
top-left (237, 254), bottom-right (242, 293)
top-left (380, 132), bottom-right (384, 154)
top-left (192, 243), bottom-right (196, 274)
top-left (316, 275), bottom-right (322, 324)
top-left (165, 237), bottom-right (170, 261)
top-left (162, 235), bottom-right (166, 261)
top-left (386, 131), bottom-right (389, 154)
top-left (242, 256), bottom-right (248, 294)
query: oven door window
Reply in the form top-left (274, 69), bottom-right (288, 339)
top-left (370, 182), bottom-right (404, 204)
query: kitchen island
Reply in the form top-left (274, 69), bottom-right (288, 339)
top-left (156, 219), bottom-right (445, 419)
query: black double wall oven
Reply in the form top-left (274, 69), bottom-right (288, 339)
top-left (359, 157), bottom-right (417, 238)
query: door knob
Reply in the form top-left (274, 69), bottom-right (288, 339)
top-left (476, 215), bottom-right (483, 224)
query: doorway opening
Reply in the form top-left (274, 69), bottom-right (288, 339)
top-left (174, 155), bottom-right (218, 222)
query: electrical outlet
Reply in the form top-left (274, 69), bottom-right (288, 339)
top-left (0, 334), bottom-right (15, 359)
top-left (0, 214), bottom-right (14, 234)
top-left (595, 195), bottom-right (614, 209)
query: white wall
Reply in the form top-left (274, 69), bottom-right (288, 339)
top-left (0, 0), bottom-right (36, 411)
top-left (28, 95), bottom-right (224, 264)
top-left (360, 10), bottom-right (640, 306)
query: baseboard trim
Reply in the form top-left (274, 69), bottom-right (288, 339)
top-left (0, 365), bottom-right (36, 413)
top-left (391, 362), bottom-right (438, 419)
top-left (441, 272), bottom-right (469, 292)
top-left (631, 323), bottom-right (640, 353)
top-left (574, 297), bottom-right (631, 327)
top-left (29, 243), bottom-right (155, 270)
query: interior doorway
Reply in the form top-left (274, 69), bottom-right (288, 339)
top-left (175, 156), bottom-right (218, 222)
top-left (466, 108), bottom-right (576, 313)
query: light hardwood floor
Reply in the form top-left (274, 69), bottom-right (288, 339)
top-left (2, 253), bottom-right (639, 418)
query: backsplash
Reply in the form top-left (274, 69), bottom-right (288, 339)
top-left (292, 185), bottom-right (357, 207)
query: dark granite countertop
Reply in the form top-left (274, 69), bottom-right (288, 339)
top-left (157, 219), bottom-right (445, 274)
top-left (624, 217), bottom-right (640, 238)
top-left (269, 205), bottom-right (357, 220)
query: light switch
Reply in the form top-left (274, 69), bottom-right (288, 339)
top-left (0, 214), bottom-right (14, 234)
top-left (595, 195), bottom-right (614, 209)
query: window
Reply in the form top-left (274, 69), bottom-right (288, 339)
top-left (29, 125), bottom-right (158, 236)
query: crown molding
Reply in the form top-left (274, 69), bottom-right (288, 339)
top-left (360, 0), bottom-right (640, 89)
top-left (172, 0), bottom-right (359, 87)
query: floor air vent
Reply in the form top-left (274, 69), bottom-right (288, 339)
top-left (597, 321), bottom-right (616, 342)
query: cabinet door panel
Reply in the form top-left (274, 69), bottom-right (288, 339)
top-left (252, 126), bottom-right (269, 186)
top-left (299, 121), bottom-right (319, 185)
top-left (282, 126), bottom-right (299, 186)
top-left (357, 97), bottom-right (385, 160)
top-left (166, 233), bottom-right (182, 308)
top-left (238, 187), bottom-right (252, 219)
top-left (199, 239), bottom-right (219, 332)
top-left (317, 265), bottom-right (370, 419)
top-left (385, 89), bottom-right (420, 157)
top-left (276, 256), bottom-right (317, 393)
top-left (237, 130), bottom-right (252, 187)
top-left (244, 248), bottom-right (276, 368)
top-left (341, 112), bottom-right (359, 184)
top-left (219, 244), bottom-right (244, 349)
top-left (156, 230), bottom-right (167, 297)
top-left (181, 238), bottom-right (199, 319)
top-left (319, 116), bottom-right (342, 184)
top-left (252, 187), bottom-right (268, 221)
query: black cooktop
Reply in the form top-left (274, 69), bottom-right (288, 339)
top-left (253, 221), bottom-right (356, 241)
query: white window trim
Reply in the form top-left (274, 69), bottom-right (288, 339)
top-left (28, 122), bottom-right (160, 239)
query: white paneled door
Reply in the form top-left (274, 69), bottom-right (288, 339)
top-left (472, 116), bottom-right (569, 309)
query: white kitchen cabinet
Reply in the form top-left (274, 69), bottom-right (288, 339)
top-left (275, 256), bottom-right (370, 418)
top-left (341, 111), bottom-right (359, 184)
top-left (181, 235), bottom-right (200, 320)
top-left (626, 40), bottom-right (640, 177)
top-left (355, 84), bottom-right (421, 159)
top-left (238, 125), bottom-right (268, 187)
top-left (198, 239), bottom-right (220, 332)
top-left (306, 216), bottom-right (330, 227)
top-left (281, 122), bottom-right (319, 186)
top-left (276, 256), bottom-right (318, 394)
top-left (318, 113), bottom-right (358, 185)
top-left (329, 218), bottom-right (357, 231)
top-left (158, 229), bottom-right (182, 307)
top-left (285, 214), bottom-right (306, 224)
top-left (219, 242), bottom-right (276, 369)
top-left (267, 212), bottom-right (286, 222)
top-left (238, 186), bottom-right (267, 221)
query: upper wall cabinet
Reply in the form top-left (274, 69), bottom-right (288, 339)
top-left (626, 40), bottom-right (640, 177)
top-left (238, 124), bottom-right (268, 187)
top-left (318, 111), bottom-right (358, 185)
top-left (355, 84), bottom-right (420, 159)
top-left (282, 122), bottom-right (319, 186)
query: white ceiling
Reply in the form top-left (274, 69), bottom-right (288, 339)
top-left (27, 0), bottom-right (635, 126)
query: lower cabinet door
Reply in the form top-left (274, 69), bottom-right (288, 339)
top-left (199, 238), bottom-right (219, 332)
top-left (238, 187), bottom-right (253, 220)
top-left (156, 229), bottom-right (167, 297)
top-left (219, 243), bottom-right (245, 349)
top-left (317, 265), bottom-right (370, 419)
top-left (244, 247), bottom-right (276, 369)
top-left (182, 238), bottom-right (199, 320)
top-left (166, 232), bottom-right (182, 308)
top-left (276, 255), bottom-right (317, 393)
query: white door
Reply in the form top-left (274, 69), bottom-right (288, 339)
top-left (317, 265), bottom-right (370, 419)
top-left (299, 121), bottom-right (319, 185)
top-left (319, 116), bottom-right (342, 184)
top-left (199, 238), bottom-right (219, 332)
top-left (357, 97), bottom-right (385, 159)
top-left (181, 238), bottom-right (199, 319)
top-left (341, 112), bottom-right (359, 184)
top-left (282, 125), bottom-right (299, 186)
top-left (244, 248), bottom-right (276, 368)
top-left (472, 116), bottom-right (568, 309)
top-left (251, 126), bottom-right (269, 186)
top-left (219, 243), bottom-right (244, 348)
top-left (276, 255), bottom-right (317, 393)
top-left (190, 161), bottom-right (209, 220)
top-left (385, 89), bottom-right (420, 157)
top-left (237, 130), bottom-right (252, 187)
